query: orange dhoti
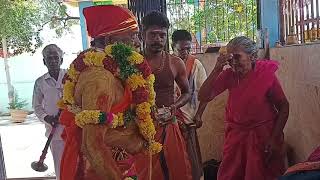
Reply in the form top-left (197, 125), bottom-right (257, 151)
top-left (135, 120), bottom-right (192, 180)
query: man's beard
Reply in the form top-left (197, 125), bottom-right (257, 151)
top-left (150, 44), bottom-right (164, 53)
top-left (151, 48), bottom-right (163, 53)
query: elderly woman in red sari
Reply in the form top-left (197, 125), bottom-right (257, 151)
top-left (198, 36), bottom-right (290, 180)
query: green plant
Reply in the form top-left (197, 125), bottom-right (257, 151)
top-left (0, 0), bottom-right (79, 106)
top-left (0, 0), bottom-right (79, 55)
top-left (7, 92), bottom-right (28, 110)
top-left (167, 0), bottom-right (257, 43)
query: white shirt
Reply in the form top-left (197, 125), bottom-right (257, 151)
top-left (175, 59), bottom-right (207, 124)
top-left (32, 69), bottom-right (66, 140)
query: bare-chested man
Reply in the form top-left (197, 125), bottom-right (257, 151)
top-left (135, 11), bottom-right (192, 180)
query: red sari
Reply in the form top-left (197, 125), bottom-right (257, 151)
top-left (211, 60), bottom-right (287, 180)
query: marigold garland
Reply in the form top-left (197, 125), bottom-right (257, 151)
top-left (124, 177), bottom-right (136, 180)
top-left (136, 102), bottom-right (151, 118)
top-left (146, 74), bottom-right (156, 105)
top-left (112, 112), bottom-right (124, 128)
top-left (67, 64), bottom-right (80, 82)
top-left (63, 80), bottom-right (75, 104)
top-left (57, 99), bottom-right (66, 109)
top-left (83, 51), bottom-right (105, 66)
top-left (127, 73), bottom-right (146, 91)
top-left (60, 43), bottom-right (162, 155)
top-left (137, 119), bottom-right (156, 141)
top-left (75, 110), bottom-right (100, 128)
top-left (128, 51), bottom-right (144, 65)
top-left (148, 88), bottom-right (156, 106)
top-left (148, 140), bottom-right (163, 155)
top-left (104, 45), bottom-right (113, 57)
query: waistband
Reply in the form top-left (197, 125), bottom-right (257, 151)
top-left (154, 116), bottom-right (177, 127)
top-left (226, 119), bottom-right (273, 131)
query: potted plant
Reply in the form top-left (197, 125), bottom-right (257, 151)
top-left (7, 92), bottom-right (28, 123)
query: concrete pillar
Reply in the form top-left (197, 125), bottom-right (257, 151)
top-left (78, 1), bottom-right (93, 50)
top-left (260, 0), bottom-right (280, 47)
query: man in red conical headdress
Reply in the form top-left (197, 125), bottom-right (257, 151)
top-left (59, 5), bottom-right (146, 180)
top-left (84, 5), bottom-right (141, 50)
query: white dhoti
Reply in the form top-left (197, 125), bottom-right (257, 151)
top-left (50, 139), bottom-right (65, 180)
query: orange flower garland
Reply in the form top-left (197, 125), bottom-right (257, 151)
top-left (59, 43), bottom-right (162, 155)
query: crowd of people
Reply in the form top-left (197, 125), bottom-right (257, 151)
top-left (31, 4), bottom-right (319, 180)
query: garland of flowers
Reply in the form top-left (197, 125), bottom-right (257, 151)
top-left (124, 176), bottom-right (137, 180)
top-left (58, 43), bottom-right (161, 155)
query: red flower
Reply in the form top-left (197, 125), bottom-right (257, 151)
top-left (132, 87), bottom-right (149, 104)
top-left (73, 53), bottom-right (87, 72)
top-left (62, 74), bottom-right (72, 84)
top-left (103, 57), bottom-right (118, 74)
top-left (137, 60), bottom-right (152, 78)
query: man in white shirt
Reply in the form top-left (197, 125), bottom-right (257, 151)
top-left (32, 44), bottom-right (66, 180)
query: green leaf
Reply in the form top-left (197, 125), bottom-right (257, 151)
top-left (94, 1), bottom-right (113, 6)
top-left (167, 0), bottom-right (257, 44)
top-left (123, 109), bottom-right (136, 126)
top-left (0, 0), bottom-right (79, 56)
top-left (7, 91), bottom-right (28, 110)
top-left (111, 44), bottom-right (138, 80)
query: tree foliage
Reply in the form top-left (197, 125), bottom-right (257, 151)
top-left (0, 0), bottom-right (79, 55)
top-left (167, 0), bottom-right (257, 44)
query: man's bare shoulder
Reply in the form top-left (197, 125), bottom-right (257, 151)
top-left (168, 54), bottom-right (185, 68)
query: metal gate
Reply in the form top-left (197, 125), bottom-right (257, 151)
top-left (127, 0), bottom-right (167, 26)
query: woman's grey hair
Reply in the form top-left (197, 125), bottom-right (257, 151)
top-left (227, 36), bottom-right (258, 59)
top-left (42, 44), bottom-right (63, 57)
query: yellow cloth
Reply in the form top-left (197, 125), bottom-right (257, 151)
top-left (75, 66), bottom-right (144, 179)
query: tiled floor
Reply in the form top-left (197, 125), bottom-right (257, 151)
top-left (0, 114), bottom-right (55, 179)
